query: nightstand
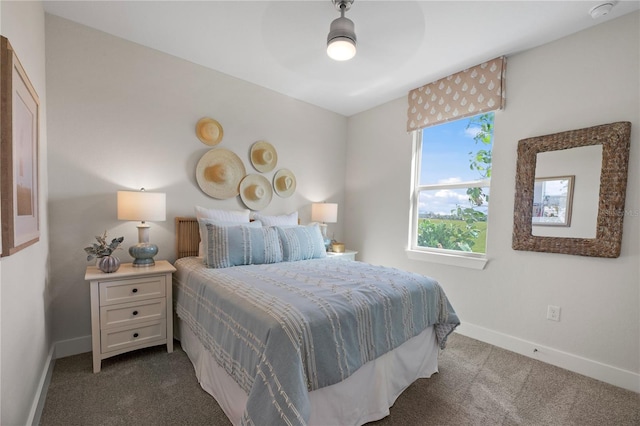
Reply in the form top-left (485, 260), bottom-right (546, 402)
top-left (85, 260), bottom-right (177, 373)
top-left (326, 250), bottom-right (358, 261)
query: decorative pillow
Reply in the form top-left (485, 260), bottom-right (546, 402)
top-left (252, 211), bottom-right (299, 227)
top-left (205, 224), bottom-right (283, 268)
top-left (198, 219), bottom-right (261, 258)
top-left (195, 206), bottom-right (251, 256)
top-left (195, 206), bottom-right (250, 222)
top-left (276, 223), bottom-right (327, 262)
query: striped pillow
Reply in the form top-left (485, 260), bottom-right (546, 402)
top-left (205, 224), bottom-right (283, 268)
top-left (197, 219), bottom-right (262, 258)
top-left (195, 206), bottom-right (251, 257)
top-left (276, 224), bottom-right (327, 262)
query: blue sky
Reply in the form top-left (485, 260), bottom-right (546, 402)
top-left (418, 114), bottom-right (493, 216)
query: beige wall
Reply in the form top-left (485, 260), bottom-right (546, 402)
top-left (1, 1), bottom-right (51, 425)
top-left (346, 12), bottom-right (639, 391)
top-left (45, 15), bottom-right (347, 346)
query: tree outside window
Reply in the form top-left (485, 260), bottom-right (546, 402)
top-left (411, 112), bottom-right (494, 254)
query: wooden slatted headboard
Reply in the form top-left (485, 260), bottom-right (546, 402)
top-left (175, 217), bottom-right (199, 259)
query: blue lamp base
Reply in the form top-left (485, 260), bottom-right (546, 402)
top-left (129, 243), bottom-right (158, 267)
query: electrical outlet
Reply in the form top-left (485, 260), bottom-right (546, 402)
top-left (547, 305), bottom-right (561, 321)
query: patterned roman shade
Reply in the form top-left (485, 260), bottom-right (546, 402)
top-left (407, 56), bottom-right (506, 132)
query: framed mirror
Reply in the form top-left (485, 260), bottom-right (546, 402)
top-left (512, 121), bottom-right (631, 258)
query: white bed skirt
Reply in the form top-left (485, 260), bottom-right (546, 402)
top-left (178, 320), bottom-right (439, 426)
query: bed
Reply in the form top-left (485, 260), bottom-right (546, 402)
top-left (172, 216), bottom-right (459, 426)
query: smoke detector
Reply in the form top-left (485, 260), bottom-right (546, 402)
top-left (589, 2), bottom-right (615, 19)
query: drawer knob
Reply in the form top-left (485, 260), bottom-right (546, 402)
top-left (132, 288), bottom-right (138, 293)
top-left (133, 332), bottom-right (139, 338)
top-left (132, 310), bottom-right (138, 316)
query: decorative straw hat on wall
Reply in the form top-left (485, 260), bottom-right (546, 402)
top-left (196, 117), bottom-right (224, 146)
top-left (239, 174), bottom-right (273, 211)
top-left (250, 141), bottom-right (278, 173)
top-left (273, 169), bottom-right (296, 198)
top-left (196, 148), bottom-right (246, 199)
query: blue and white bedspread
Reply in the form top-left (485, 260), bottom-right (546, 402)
top-left (173, 256), bottom-right (459, 426)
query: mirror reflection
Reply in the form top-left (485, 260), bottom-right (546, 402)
top-left (532, 176), bottom-right (574, 227)
top-left (532, 145), bottom-right (602, 239)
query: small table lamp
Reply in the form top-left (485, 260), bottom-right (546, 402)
top-left (311, 202), bottom-right (338, 250)
top-left (117, 189), bottom-right (166, 267)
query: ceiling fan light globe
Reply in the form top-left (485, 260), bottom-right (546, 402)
top-left (327, 38), bottom-right (356, 61)
top-left (327, 15), bottom-right (356, 61)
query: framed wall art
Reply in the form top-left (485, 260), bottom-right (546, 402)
top-left (1, 36), bottom-right (40, 256)
top-left (532, 175), bottom-right (574, 227)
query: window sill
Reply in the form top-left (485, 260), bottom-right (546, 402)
top-left (405, 249), bottom-right (488, 270)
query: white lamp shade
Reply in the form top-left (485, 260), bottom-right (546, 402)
top-left (117, 191), bottom-right (166, 222)
top-left (311, 203), bottom-right (338, 223)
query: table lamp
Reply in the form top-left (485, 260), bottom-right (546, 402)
top-left (117, 188), bottom-right (166, 267)
top-left (311, 202), bottom-right (338, 250)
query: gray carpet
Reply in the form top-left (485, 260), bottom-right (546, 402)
top-left (40, 333), bottom-right (639, 425)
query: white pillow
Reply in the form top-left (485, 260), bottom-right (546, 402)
top-left (252, 211), bottom-right (298, 227)
top-left (194, 206), bottom-right (251, 257)
top-left (195, 206), bottom-right (250, 222)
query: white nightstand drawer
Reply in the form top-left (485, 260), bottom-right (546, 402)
top-left (101, 319), bottom-right (167, 353)
top-left (99, 275), bottom-right (166, 306)
top-left (100, 298), bottom-right (166, 329)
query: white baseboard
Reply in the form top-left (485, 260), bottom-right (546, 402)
top-left (29, 336), bottom-right (92, 425)
top-left (27, 345), bottom-right (55, 426)
top-left (54, 335), bottom-right (91, 359)
top-left (455, 323), bottom-right (640, 393)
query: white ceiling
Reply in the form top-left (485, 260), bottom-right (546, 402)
top-left (42, 1), bottom-right (639, 117)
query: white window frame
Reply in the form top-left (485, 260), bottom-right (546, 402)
top-left (406, 128), bottom-right (490, 270)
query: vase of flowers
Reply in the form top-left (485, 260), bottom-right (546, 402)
top-left (84, 231), bottom-right (124, 273)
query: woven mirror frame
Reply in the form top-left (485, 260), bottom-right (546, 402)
top-left (512, 121), bottom-right (631, 258)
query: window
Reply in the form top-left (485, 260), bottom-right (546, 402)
top-left (409, 112), bottom-right (494, 259)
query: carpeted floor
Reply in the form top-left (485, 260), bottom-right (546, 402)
top-left (39, 333), bottom-right (639, 425)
